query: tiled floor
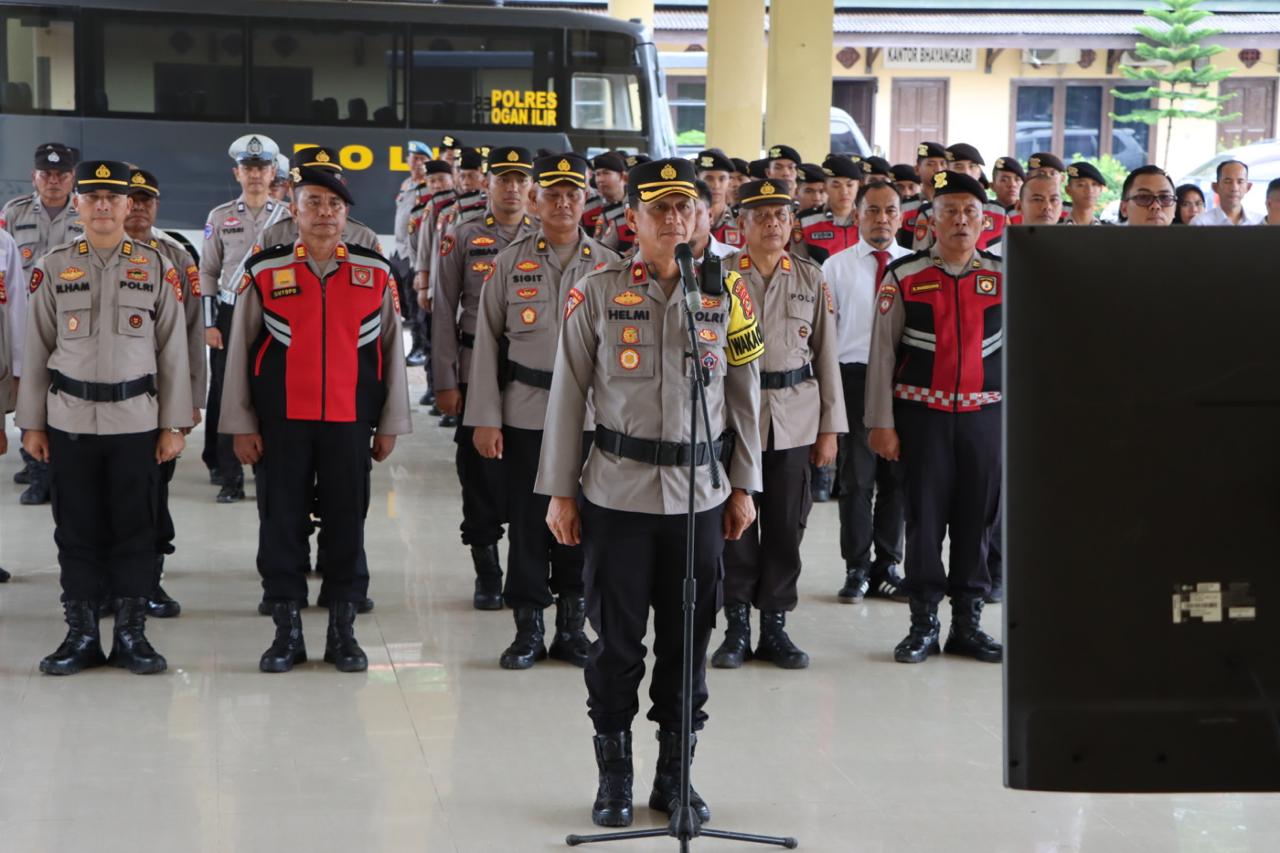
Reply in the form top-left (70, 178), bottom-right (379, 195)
top-left (1, 381), bottom-right (1276, 852)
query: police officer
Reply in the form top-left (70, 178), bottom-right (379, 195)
top-left (694, 149), bottom-right (742, 249)
top-left (394, 141), bottom-right (431, 363)
top-left (585, 152), bottom-right (627, 235)
top-left (252, 150), bottom-right (381, 254)
top-left (729, 157), bottom-right (752, 204)
top-left (19, 160), bottom-right (193, 675)
top-left (200, 133), bottom-right (281, 503)
top-left (990, 157), bottom-right (1025, 211)
top-left (466, 154), bottom-right (617, 669)
top-left (712, 178), bottom-right (845, 671)
top-left (220, 160), bottom-right (411, 673)
top-left (537, 157), bottom-right (763, 828)
top-left (2, 142), bottom-right (84, 505)
top-left (796, 164), bottom-right (828, 212)
top-left (406, 159), bottom-right (456, 400)
top-left (866, 171), bottom-right (1004, 666)
top-left (434, 147), bottom-right (538, 608)
top-left (1064, 161), bottom-right (1107, 226)
top-left (763, 145), bottom-right (802, 185)
top-left (890, 164), bottom-right (921, 199)
top-left (594, 153), bottom-right (635, 254)
top-left (0, 233), bottom-right (12, 581)
top-left (912, 144), bottom-right (1006, 253)
top-left (269, 154), bottom-right (292, 203)
top-left (124, 168), bottom-right (206, 618)
top-left (796, 155), bottom-right (864, 264)
top-left (897, 142), bottom-right (948, 249)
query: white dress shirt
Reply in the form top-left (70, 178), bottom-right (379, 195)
top-left (1190, 206), bottom-right (1264, 226)
top-left (822, 238), bottom-right (911, 365)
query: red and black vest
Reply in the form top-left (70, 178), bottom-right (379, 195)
top-left (797, 206), bottom-right (859, 263)
top-left (888, 250), bottom-right (1003, 413)
top-left (598, 201), bottom-right (635, 252)
top-left (244, 242), bottom-right (392, 424)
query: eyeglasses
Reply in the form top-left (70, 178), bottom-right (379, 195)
top-left (1125, 192), bottom-right (1176, 208)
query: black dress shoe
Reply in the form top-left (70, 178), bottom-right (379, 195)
top-left (19, 481), bottom-right (50, 505)
top-left (260, 602), bottom-right (307, 673)
top-left (106, 598), bottom-right (168, 674)
top-left (592, 732), bottom-right (634, 828)
top-left (438, 414), bottom-right (459, 428)
top-left (419, 390), bottom-right (436, 407)
top-left (40, 602), bottom-right (107, 675)
top-left (148, 584), bottom-right (181, 618)
top-left (216, 482), bottom-right (245, 503)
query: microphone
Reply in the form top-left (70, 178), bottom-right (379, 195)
top-left (674, 242), bottom-right (701, 314)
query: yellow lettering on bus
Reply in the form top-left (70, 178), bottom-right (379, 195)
top-left (389, 146), bottom-right (410, 172)
top-left (340, 145), bottom-right (374, 171)
top-left (490, 89), bottom-right (558, 126)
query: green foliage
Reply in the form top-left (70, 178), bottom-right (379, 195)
top-left (1066, 153), bottom-right (1129, 208)
top-left (676, 128), bottom-right (706, 146)
top-left (1110, 0), bottom-right (1239, 166)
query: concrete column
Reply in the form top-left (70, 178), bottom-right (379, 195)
top-left (705, 0), bottom-right (767, 158)
top-left (608, 0), bottom-right (654, 31)
top-left (765, 0), bottom-right (835, 162)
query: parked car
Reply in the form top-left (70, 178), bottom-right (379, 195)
top-left (829, 106), bottom-right (873, 158)
top-left (1179, 140), bottom-right (1280, 219)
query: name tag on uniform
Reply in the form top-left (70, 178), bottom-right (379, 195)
top-left (272, 268), bottom-right (299, 298)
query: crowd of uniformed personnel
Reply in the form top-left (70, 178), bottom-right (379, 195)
top-left (1, 128), bottom-right (1276, 828)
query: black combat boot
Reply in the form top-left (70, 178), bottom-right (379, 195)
top-left (591, 732), bottom-right (634, 827)
top-left (499, 608), bottom-right (547, 669)
top-left (39, 601), bottom-right (107, 675)
top-left (324, 601), bottom-right (368, 672)
top-left (710, 604), bottom-right (753, 668)
top-left (837, 566), bottom-right (870, 603)
top-left (548, 596), bottom-right (591, 667)
top-left (13, 461), bottom-right (31, 485)
top-left (106, 597), bottom-right (167, 674)
top-left (894, 599), bottom-right (941, 663)
top-left (0, 566), bottom-right (10, 582)
top-left (470, 545), bottom-right (503, 610)
top-left (943, 595), bottom-right (1003, 663)
top-left (754, 610), bottom-right (810, 669)
top-left (260, 601), bottom-right (307, 672)
top-left (19, 479), bottom-right (50, 505)
top-left (649, 729), bottom-right (711, 822)
top-left (148, 555), bottom-right (181, 619)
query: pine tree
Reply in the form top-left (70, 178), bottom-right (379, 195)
top-left (1110, 0), bottom-right (1239, 168)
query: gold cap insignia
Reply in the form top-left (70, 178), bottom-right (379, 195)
top-left (557, 158), bottom-right (571, 172)
top-left (660, 163), bottom-right (677, 180)
top-left (918, 144), bottom-right (929, 158)
top-left (995, 159), bottom-right (1006, 169)
top-left (290, 167), bottom-right (301, 183)
top-left (934, 172), bottom-right (948, 190)
top-left (1068, 166), bottom-right (1079, 177)
top-left (769, 147), bottom-right (781, 158)
top-left (95, 164), bottom-right (111, 178)
top-left (761, 182), bottom-right (776, 195)
top-left (700, 156), bottom-right (713, 168)
top-left (131, 173), bottom-right (146, 185)
top-left (945, 150), bottom-right (956, 161)
top-left (443, 136), bottom-right (455, 147)
top-left (1029, 157), bottom-right (1041, 168)
top-left (316, 150), bottom-right (331, 163)
top-left (507, 151), bottom-right (519, 162)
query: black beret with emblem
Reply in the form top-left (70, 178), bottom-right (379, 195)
top-left (487, 146), bottom-right (533, 176)
top-left (290, 146), bottom-right (342, 174)
top-left (626, 158), bottom-right (697, 203)
top-left (425, 160), bottom-right (454, 175)
top-left (74, 160), bottom-right (131, 194)
top-left (459, 147), bottom-right (486, 170)
top-left (821, 155), bottom-right (864, 181)
top-left (624, 153), bottom-right (651, 170)
top-left (915, 141), bottom-right (948, 161)
top-left (534, 154), bottom-right (589, 189)
top-left (1067, 160), bottom-right (1107, 187)
top-left (35, 142), bottom-right (77, 172)
top-left (748, 158), bottom-right (768, 179)
top-left (695, 149), bottom-right (735, 174)
top-left (890, 164), bottom-right (921, 184)
top-left (946, 142), bottom-right (985, 166)
top-left (127, 168), bottom-right (160, 198)
top-left (929, 170), bottom-right (987, 205)
top-left (731, 157), bottom-right (751, 176)
top-left (862, 155), bottom-right (893, 178)
top-left (1027, 152), bottom-right (1067, 173)
top-left (798, 163), bottom-right (827, 184)
top-left (737, 178), bottom-right (793, 209)
top-left (291, 160), bottom-right (354, 206)
top-left (992, 156), bottom-right (1026, 179)
top-left (440, 134), bottom-right (463, 152)
top-left (591, 151), bottom-right (627, 173)
top-left (765, 144), bottom-right (802, 166)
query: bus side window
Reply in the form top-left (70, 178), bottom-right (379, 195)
top-left (2, 11), bottom-right (76, 113)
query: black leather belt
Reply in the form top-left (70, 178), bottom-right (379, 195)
top-left (50, 370), bottom-right (156, 403)
top-left (760, 362), bottom-right (814, 390)
top-left (594, 425), bottom-right (725, 467)
top-left (505, 359), bottom-right (553, 390)
top-left (459, 331), bottom-right (476, 349)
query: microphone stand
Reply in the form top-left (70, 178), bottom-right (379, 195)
top-left (567, 245), bottom-right (797, 852)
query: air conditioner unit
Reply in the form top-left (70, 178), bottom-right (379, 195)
top-left (1022, 49), bottom-right (1083, 67)
top-left (1122, 49), bottom-right (1173, 68)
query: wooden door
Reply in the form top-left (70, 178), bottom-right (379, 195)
top-left (1218, 78), bottom-right (1277, 149)
top-left (891, 79), bottom-right (948, 164)
top-left (833, 79), bottom-right (876, 142)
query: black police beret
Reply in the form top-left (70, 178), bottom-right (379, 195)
top-left (591, 152), bottom-right (627, 173)
top-left (695, 149), bottom-right (735, 174)
top-left (748, 158), bottom-right (768, 179)
top-left (731, 157), bottom-right (751, 176)
top-left (798, 163), bottom-right (827, 184)
top-left (1067, 161), bottom-right (1107, 187)
top-left (424, 160), bottom-right (453, 176)
top-left (290, 146), bottom-right (342, 174)
top-left (946, 143), bottom-right (985, 166)
top-left (292, 164), bottom-right (354, 205)
top-left (626, 158), bottom-right (697, 203)
top-left (930, 170), bottom-right (987, 204)
top-left (765, 144), bottom-right (802, 165)
top-left (35, 142), bottom-right (76, 172)
top-left (74, 160), bottom-right (131, 194)
top-left (737, 178), bottom-right (793, 209)
top-left (890, 164), bottom-right (921, 184)
top-left (488, 147), bottom-right (534, 175)
top-left (535, 154), bottom-right (589, 189)
top-left (459, 148), bottom-right (486, 171)
top-left (916, 141), bottom-right (948, 161)
top-left (821, 155), bottom-right (864, 181)
top-left (127, 168), bottom-right (160, 197)
top-left (625, 153), bottom-right (652, 170)
top-left (862, 155), bottom-right (893, 177)
top-left (1027, 152), bottom-right (1067, 173)
top-left (992, 157), bottom-right (1026, 179)
top-left (440, 135), bottom-right (463, 152)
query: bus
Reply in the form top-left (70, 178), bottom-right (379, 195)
top-left (0, 0), bottom-right (675, 232)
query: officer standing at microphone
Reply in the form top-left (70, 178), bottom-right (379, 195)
top-left (537, 158), bottom-right (763, 828)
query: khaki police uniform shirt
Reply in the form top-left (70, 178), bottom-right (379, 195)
top-left (431, 210), bottom-right (538, 392)
top-left (534, 253), bottom-right (765, 515)
top-left (0, 237), bottom-right (11, 412)
top-left (17, 237), bottom-right (193, 435)
top-left (200, 196), bottom-right (279, 303)
top-left (219, 242), bottom-right (412, 437)
top-left (256, 208), bottom-right (382, 256)
top-left (148, 228), bottom-right (208, 410)
top-left (393, 176), bottom-right (427, 260)
top-left (464, 229), bottom-right (617, 431)
top-left (0, 193), bottom-right (85, 276)
top-left (0, 228), bottom-right (24, 383)
top-left (729, 250), bottom-right (846, 450)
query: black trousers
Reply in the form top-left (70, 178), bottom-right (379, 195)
top-left (988, 507), bottom-right (1003, 587)
top-left (837, 363), bottom-right (905, 571)
top-left (581, 498), bottom-right (724, 735)
top-left (895, 402), bottom-right (1000, 605)
top-left (156, 458), bottom-right (177, 557)
top-left (453, 382), bottom-right (506, 547)
top-left (256, 419), bottom-right (371, 603)
top-left (48, 429), bottom-right (159, 602)
top-left (722, 440), bottom-right (812, 611)
top-left (502, 426), bottom-right (586, 610)
top-left (203, 307), bottom-right (243, 484)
